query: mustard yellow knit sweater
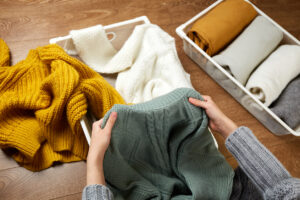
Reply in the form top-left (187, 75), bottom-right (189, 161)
top-left (0, 39), bottom-right (125, 171)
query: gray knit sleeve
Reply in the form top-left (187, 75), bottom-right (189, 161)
top-left (225, 126), bottom-right (300, 199)
top-left (82, 184), bottom-right (114, 200)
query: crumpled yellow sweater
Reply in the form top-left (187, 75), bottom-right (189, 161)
top-left (0, 39), bottom-right (125, 171)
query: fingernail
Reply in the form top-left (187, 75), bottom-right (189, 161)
top-left (111, 112), bottom-right (117, 118)
top-left (189, 97), bottom-right (195, 101)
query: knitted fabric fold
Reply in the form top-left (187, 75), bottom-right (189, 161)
top-left (100, 88), bottom-right (234, 199)
top-left (69, 24), bottom-right (193, 103)
top-left (0, 39), bottom-right (125, 171)
top-left (187, 0), bottom-right (257, 56)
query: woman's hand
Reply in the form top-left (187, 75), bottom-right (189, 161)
top-left (189, 96), bottom-right (237, 139)
top-left (86, 112), bottom-right (117, 185)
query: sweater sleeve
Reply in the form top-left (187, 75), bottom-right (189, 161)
top-left (225, 126), bottom-right (300, 199)
top-left (82, 184), bottom-right (114, 200)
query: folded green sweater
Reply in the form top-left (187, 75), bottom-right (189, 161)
top-left (101, 88), bottom-right (234, 199)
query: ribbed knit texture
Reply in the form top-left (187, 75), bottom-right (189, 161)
top-left (226, 126), bottom-right (300, 199)
top-left (82, 185), bottom-right (114, 200)
top-left (99, 88), bottom-right (234, 200)
top-left (0, 39), bottom-right (125, 171)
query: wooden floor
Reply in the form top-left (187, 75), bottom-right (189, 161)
top-left (0, 0), bottom-right (300, 199)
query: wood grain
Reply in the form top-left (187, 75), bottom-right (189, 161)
top-left (0, 162), bottom-right (86, 200)
top-left (0, 150), bottom-right (19, 171)
top-left (0, 0), bottom-right (299, 199)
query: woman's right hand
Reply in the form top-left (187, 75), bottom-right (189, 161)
top-left (189, 96), bottom-right (238, 139)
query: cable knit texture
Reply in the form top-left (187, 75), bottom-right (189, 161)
top-left (81, 126), bottom-right (300, 200)
top-left (0, 39), bottom-right (125, 171)
top-left (98, 88), bottom-right (234, 200)
top-left (69, 24), bottom-right (193, 103)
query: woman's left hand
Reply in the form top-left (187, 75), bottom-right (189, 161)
top-left (86, 112), bottom-right (117, 185)
top-left (87, 112), bottom-right (117, 164)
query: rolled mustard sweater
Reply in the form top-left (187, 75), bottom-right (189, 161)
top-left (0, 39), bottom-right (125, 171)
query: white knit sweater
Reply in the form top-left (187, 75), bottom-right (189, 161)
top-left (70, 24), bottom-right (193, 103)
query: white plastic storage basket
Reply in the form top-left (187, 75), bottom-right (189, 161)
top-left (50, 16), bottom-right (150, 144)
top-left (49, 16), bottom-right (218, 147)
top-left (176, 0), bottom-right (300, 136)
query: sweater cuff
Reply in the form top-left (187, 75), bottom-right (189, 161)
top-left (264, 178), bottom-right (300, 199)
top-left (82, 184), bottom-right (113, 200)
top-left (225, 126), bottom-right (291, 192)
top-left (292, 179), bottom-right (300, 199)
top-left (1, 119), bottom-right (44, 161)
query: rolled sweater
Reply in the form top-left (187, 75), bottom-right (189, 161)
top-left (69, 24), bottom-right (193, 103)
top-left (210, 16), bottom-right (283, 85)
top-left (0, 39), bottom-right (125, 171)
top-left (270, 75), bottom-right (300, 129)
top-left (187, 0), bottom-right (257, 56)
top-left (82, 126), bottom-right (300, 200)
top-left (246, 45), bottom-right (300, 106)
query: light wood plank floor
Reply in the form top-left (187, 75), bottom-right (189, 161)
top-left (0, 0), bottom-right (300, 199)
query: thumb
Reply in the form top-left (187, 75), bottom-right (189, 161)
top-left (188, 97), bottom-right (208, 109)
top-left (104, 112), bottom-right (117, 131)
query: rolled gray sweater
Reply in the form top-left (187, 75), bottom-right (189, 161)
top-left (82, 127), bottom-right (300, 200)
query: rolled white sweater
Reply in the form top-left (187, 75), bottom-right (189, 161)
top-left (211, 16), bottom-right (283, 85)
top-left (70, 24), bottom-right (193, 103)
top-left (246, 45), bottom-right (300, 106)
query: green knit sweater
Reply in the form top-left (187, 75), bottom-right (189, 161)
top-left (101, 88), bottom-right (234, 199)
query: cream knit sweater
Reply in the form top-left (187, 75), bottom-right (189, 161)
top-left (69, 24), bottom-right (193, 103)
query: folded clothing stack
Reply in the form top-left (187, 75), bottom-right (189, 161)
top-left (188, 0), bottom-right (300, 130)
top-left (210, 16), bottom-right (283, 85)
top-left (0, 39), bottom-right (125, 171)
top-left (100, 88), bottom-right (234, 199)
top-left (188, 0), bottom-right (257, 56)
top-left (70, 23), bottom-right (193, 104)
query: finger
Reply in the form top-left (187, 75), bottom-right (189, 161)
top-left (188, 97), bottom-right (208, 109)
top-left (104, 112), bottom-right (117, 131)
top-left (92, 120), bottom-right (102, 131)
top-left (201, 95), bottom-right (212, 102)
top-left (98, 119), bottom-right (104, 129)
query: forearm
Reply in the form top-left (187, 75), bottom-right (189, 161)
top-left (226, 126), bottom-right (300, 199)
top-left (82, 159), bottom-right (114, 200)
top-left (87, 163), bottom-right (106, 186)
